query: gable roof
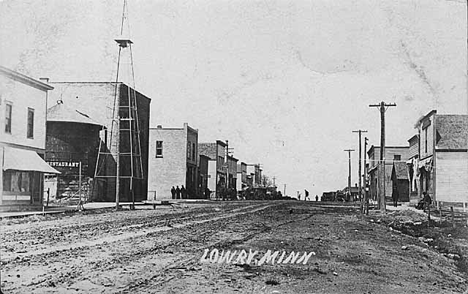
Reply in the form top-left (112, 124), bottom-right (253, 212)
top-left (435, 115), bottom-right (468, 150)
top-left (392, 162), bottom-right (408, 180)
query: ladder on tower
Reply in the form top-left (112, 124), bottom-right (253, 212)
top-left (93, 0), bottom-right (144, 209)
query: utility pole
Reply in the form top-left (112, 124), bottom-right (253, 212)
top-left (225, 140), bottom-right (229, 200)
top-left (344, 149), bottom-right (355, 201)
top-left (369, 101), bottom-right (396, 212)
top-left (353, 130), bottom-right (367, 213)
top-left (364, 137), bottom-right (369, 215)
top-left (283, 184), bottom-right (286, 196)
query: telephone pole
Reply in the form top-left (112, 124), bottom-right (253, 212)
top-left (344, 149), bottom-right (355, 201)
top-left (364, 137), bottom-right (369, 215)
top-left (352, 130), bottom-right (367, 213)
top-left (369, 101), bottom-right (396, 212)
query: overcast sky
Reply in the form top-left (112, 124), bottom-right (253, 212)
top-left (1, 0), bottom-right (467, 197)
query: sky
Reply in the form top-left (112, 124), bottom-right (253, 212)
top-left (1, 0), bottom-right (467, 198)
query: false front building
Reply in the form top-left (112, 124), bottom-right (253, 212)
top-left (199, 140), bottom-right (227, 199)
top-left (0, 66), bottom-right (59, 210)
top-left (416, 110), bottom-right (468, 208)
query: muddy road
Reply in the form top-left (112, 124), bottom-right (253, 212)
top-left (1, 201), bottom-right (467, 293)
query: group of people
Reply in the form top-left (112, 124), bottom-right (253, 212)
top-left (170, 185), bottom-right (187, 199)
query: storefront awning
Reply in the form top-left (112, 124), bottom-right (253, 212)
top-left (3, 147), bottom-right (60, 174)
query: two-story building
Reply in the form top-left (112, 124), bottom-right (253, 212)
top-left (199, 140), bottom-right (227, 199)
top-left (147, 123), bottom-right (199, 200)
top-left (0, 66), bottom-right (59, 210)
top-left (367, 145), bottom-right (409, 204)
top-left (227, 155), bottom-right (238, 194)
top-left (236, 162), bottom-right (247, 198)
top-left (198, 154), bottom-right (210, 198)
top-left (416, 110), bottom-right (468, 207)
top-left (246, 164), bottom-right (262, 187)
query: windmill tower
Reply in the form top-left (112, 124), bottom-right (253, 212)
top-left (94, 0), bottom-right (144, 209)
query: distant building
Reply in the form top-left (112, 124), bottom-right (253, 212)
top-left (406, 134), bottom-right (420, 204)
top-left (246, 164), bottom-right (262, 187)
top-left (0, 66), bottom-right (59, 210)
top-left (198, 155), bottom-right (210, 198)
top-left (47, 82), bottom-right (151, 202)
top-left (227, 155), bottom-right (238, 191)
top-left (147, 124), bottom-right (199, 200)
top-left (236, 162), bottom-right (247, 197)
top-left (341, 185), bottom-right (361, 201)
top-left (391, 162), bottom-right (410, 202)
top-left (367, 145), bottom-right (409, 204)
top-left (415, 110), bottom-right (468, 206)
top-left (199, 140), bottom-right (227, 199)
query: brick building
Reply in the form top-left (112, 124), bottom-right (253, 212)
top-left (199, 140), bottom-right (227, 199)
top-left (147, 124), bottom-right (199, 200)
top-left (47, 82), bottom-right (151, 202)
top-left (0, 66), bottom-right (59, 210)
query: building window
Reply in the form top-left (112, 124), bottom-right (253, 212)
top-left (187, 142), bottom-right (191, 159)
top-left (3, 171), bottom-right (30, 193)
top-left (5, 103), bottom-right (12, 133)
top-left (393, 155), bottom-right (401, 161)
top-left (27, 108), bottom-right (34, 138)
top-left (192, 142), bottom-right (196, 160)
top-left (156, 141), bottom-right (163, 157)
top-left (424, 128), bottom-right (428, 153)
top-left (218, 156), bottom-right (223, 166)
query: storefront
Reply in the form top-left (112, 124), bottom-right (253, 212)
top-left (1, 147), bottom-right (59, 206)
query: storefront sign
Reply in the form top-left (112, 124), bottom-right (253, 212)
top-left (47, 161), bottom-right (80, 168)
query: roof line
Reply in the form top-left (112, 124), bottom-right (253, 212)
top-left (0, 66), bottom-right (54, 91)
top-left (49, 82), bottom-right (152, 101)
top-left (150, 128), bottom-right (184, 131)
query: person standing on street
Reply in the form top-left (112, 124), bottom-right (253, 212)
top-left (392, 189), bottom-right (399, 207)
top-left (171, 186), bottom-right (176, 199)
top-left (181, 185), bottom-right (187, 199)
top-left (175, 186), bottom-right (181, 199)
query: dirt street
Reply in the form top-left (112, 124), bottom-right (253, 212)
top-left (1, 201), bottom-right (467, 293)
